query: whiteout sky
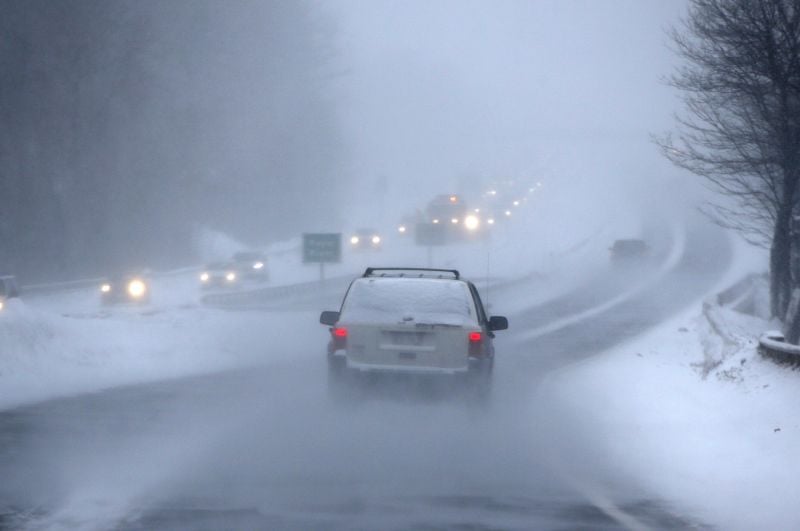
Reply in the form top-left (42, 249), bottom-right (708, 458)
top-left (331, 0), bottom-right (692, 216)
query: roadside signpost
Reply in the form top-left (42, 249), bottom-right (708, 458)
top-left (414, 223), bottom-right (447, 267)
top-left (302, 233), bottom-right (341, 282)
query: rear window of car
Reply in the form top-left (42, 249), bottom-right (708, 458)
top-left (339, 277), bottom-right (477, 326)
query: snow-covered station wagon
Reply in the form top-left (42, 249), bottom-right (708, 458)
top-left (320, 268), bottom-right (508, 397)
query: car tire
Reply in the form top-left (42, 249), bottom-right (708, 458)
top-left (327, 354), bottom-right (354, 402)
top-left (466, 358), bottom-right (493, 405)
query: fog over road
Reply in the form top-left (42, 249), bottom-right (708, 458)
top-left (0, 216), bottom-right (730, 531)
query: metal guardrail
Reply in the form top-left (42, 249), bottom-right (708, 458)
top-left (201, 269), bottom-right (529, 311)
top-left (716, 273), bottom-right (766, 308)
top-left (201, 274), bottom-right (355, 309)
top-left (20, 265), bottom-right (203, 297)
top-left (710, 274), bottom-right (800, 367)
top-left (758, 331), bottom-right (800, 366)
top-left (21, 277), bottom-right (107, 296)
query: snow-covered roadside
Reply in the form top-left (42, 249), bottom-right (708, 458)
top-left (0, 299), bottom-right (325, 412)
top-left (540, 236), bottom-right (800, 530)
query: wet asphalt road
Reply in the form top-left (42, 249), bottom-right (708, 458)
top-left (0, 218), bottom-right (730, 530)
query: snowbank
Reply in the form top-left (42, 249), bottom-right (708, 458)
top-left (0, 298), bottom-right (324, 411)
top-left (541, 244), bottom-right (800, 530)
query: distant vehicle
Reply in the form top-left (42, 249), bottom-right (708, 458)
top-left (0, 275), bottom-right (20, 311)
top-left (199, 262), bottom-right (240, 289)
top-left (349, 228), bottom-right (382, 250)
top-left (319, 267), bottom-right (508, 399)
top-left (425, 194), bottom-right (468, 226)
top-left (418, 194), bottom-right (487, 243)
top-left (396, 215), bottom-right (416, 236)
top-left (100, 274), bottom-right (150, 305)
top-left (609, 239), bottom-right (650, 263)
top-left (232, 251), bottom-right (269, 282)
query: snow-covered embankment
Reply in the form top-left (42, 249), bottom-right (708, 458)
top-left (540, 237), bottom-right (800, 531)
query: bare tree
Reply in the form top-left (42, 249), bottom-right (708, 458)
top-left (658, 0), bottom-right (800, 328)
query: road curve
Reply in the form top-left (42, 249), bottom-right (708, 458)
top-left (0, 215), bottom-right (731, 531)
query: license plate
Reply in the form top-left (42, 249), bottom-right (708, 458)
top-left (387, 331), bottom-right (426, 346)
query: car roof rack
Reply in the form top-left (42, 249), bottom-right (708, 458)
top-left (362, 267), bottom-right (460, 279)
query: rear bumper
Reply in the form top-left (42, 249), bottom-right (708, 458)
top-left (346, 358), bottom-right (468, 375)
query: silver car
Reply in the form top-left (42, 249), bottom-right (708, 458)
top-left (320, 268), bottom-right (508, 398)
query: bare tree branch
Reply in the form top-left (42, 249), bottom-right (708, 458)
top-left (657, 0), bottom-right (800, 324)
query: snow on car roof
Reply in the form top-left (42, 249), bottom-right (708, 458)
top-left (339, 277), bottom-right (477, 326)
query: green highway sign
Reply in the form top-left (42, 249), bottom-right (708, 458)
top-left (303, 233), bottom-right (341, 263)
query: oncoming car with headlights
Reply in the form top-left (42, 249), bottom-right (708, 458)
top-left (420, 194), bottom-right (489, 242)
top-left (199, 262), bottom-right (240, 289)
top-left (349, 228), bottom-right (382, 250)
top-left (319, 267), bottom-right (508, 399)
top-left (232, 251), bottom-right (269, 282)
top-left (100, 274), bottom-right (150, 305)
top-left (425, 194), bottom-right (467, 227)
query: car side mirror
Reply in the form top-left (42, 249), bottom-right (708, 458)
top-left (320, 310), bottom-right (340, 326)
top-left (488, 315), bottom-right (508, 331)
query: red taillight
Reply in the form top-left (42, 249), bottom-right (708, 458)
top-left (330, 327), bottom-right (347, 350)
top-left (469, 331), bottom-right (482, 342)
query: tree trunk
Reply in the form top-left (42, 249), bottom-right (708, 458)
top-left (771, 204), bottom-right (793, 319)
top-left (785, 289), bottom-right (800, 344)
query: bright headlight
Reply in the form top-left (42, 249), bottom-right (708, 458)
top-left (226, 272), bottom-right (236, 282)
top-left (350, 236), bottom-right (360, 245)
top-left (0, 300), bottom-right (4, 311)
top-left (127, 279), bottom-right (146, 298)
top-left (200, 273), bottom-right (209, 282)
top-left (464, 214), bottom-right (480, 231)
top-left (398, 225), bottom-right (406, 233)
top-left (253, 262), bottom-right (264, 270)
top-left (487, 218), bottom-right (495, 225)
top-left (101, 283), bottom-right (111, 293)
top-left (371, 235), bottom-right (381, 245)
top-left (451, 218), bottom-right (459, 224)
top-left (432, 219), bottom-right (440, 224)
